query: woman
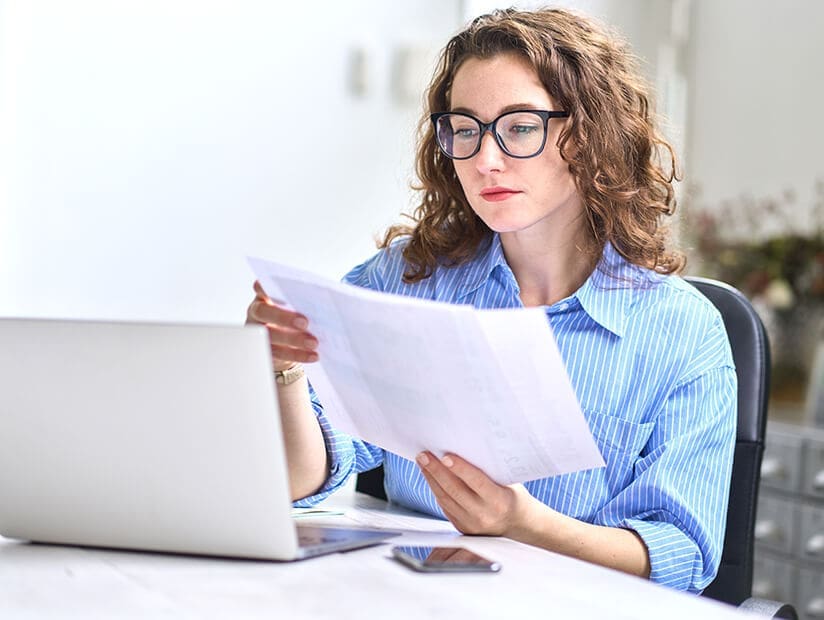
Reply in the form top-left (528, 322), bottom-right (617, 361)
top-left (246, 8), bottom-right (736, 594)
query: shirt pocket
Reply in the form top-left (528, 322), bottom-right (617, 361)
top-left (585, 409), bottom-right (655, 488)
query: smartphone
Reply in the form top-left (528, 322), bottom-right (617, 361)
top-left (391, 545), bottom-right (501, 573)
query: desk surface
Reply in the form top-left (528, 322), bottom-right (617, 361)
top-left (1, 493), bottom-right (750, 619)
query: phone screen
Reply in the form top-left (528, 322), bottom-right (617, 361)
top-left (391, 545), bottom-right (501, 573)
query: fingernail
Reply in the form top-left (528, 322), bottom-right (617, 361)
top-left (442, 455), bottom-right (454, 468)
top-left (293, 317), bottom-right (308, 329)
top-left (416, 453), bottom-right (429, 466)
top-left (304, 338), bottom-right (318, 350)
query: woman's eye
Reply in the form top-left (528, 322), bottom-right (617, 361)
top-left (509, 124), bottom-right (539, 136)
top-left (452, 128), bottom-right (479, 144)
top-left (454, 127), bottom-right (478, 138)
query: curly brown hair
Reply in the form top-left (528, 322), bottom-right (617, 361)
top-left (380, 7), bottom-right (684, 282)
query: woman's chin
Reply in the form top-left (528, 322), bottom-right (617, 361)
top-left (484, 218), bottom-right (533, 234)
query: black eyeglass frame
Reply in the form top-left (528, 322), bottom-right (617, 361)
top-left (430, 109), bottom-right (570, 160)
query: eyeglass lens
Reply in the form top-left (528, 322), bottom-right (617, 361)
top-left (435, 111), bottom-right (547, 159)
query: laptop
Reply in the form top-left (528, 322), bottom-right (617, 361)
top-left (0, 318), bottom-right (399, 560)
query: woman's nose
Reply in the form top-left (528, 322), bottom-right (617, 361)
top-left (474, 131), bottom-right (506, 174)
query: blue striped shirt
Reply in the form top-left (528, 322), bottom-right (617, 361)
top-left (296, 233), bottom-right (737, 593)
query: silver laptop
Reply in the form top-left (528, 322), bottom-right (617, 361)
top-left (0, 318), bottom-right (399, 560)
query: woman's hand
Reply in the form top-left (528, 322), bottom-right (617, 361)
top-left (417, 451), bottom-right (651, 578)
top-left (245, 281), bottom-right (319, 372)
top-left (415, 451), bottom-right (538, 537)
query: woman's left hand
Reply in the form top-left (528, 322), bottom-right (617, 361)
top-left (416, 451), bottom-right (651, 578)
top-left (415, 451), bottom-right (537, 537)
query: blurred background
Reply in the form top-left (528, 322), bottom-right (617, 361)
top-left (2, 0), bottom-right (824, 607)
top-left (3, 0), bottom-right (823, 403)
top-left (2, 3), bottom-right (823, 405)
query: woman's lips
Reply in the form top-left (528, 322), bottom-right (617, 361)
top-left (480, 187), bottom-right (521, 202)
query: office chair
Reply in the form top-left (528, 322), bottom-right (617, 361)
top-left (356, 276), bottom-right (796, 618)
top-left (355, 464), bottom-right (387, 501)
top-left (685, 277), bottom-right (795, 618)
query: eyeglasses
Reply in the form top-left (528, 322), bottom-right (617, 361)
top-left (431, 109), bottom-right (570, 160)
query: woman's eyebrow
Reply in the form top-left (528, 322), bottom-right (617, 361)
top-left (448, 103), bottom-right (548, 116)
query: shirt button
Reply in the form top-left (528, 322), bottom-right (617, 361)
top-left (559, 302), bottom-right (569, 311)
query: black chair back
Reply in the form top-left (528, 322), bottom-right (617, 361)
top-left (355, 463), bottom-right (387, 500)
top-left (356, 277), bottom-right (771, 605)
top-left (686, 276), bottom-right (770, 605)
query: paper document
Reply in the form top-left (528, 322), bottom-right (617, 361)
top-left (248, 256), bottom-right (604, 484)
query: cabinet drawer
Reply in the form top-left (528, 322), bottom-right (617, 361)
top-left (805, 437), bottom-right (824, 500)
top-left (753, 551), bottom-right (797, 604)
top-left (762, 430), bottom-right (804, 493)
top-left (798, 567), bottom-right (824, 620)
top-left (799, 503), bottom-right (824, 562)
top-left (755, 493), bottom-right (797, 555)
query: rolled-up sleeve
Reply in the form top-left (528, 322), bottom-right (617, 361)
top-left (293, 383), bottom-right (384, 507)
top-left (601, 363), bottom-right (737, 592)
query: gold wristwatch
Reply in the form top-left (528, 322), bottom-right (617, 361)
top-left (275, 363), bottom-right (305, 385)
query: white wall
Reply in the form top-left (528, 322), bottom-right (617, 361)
top-left (0, 0), bottom-right (459, 323)
top-left (5, 0), bottom-right (819, 325)
top-left (685, 0), bottom-right (824, 229)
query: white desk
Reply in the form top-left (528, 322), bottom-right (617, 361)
top-left (1, 493), bottom-right (751, 619)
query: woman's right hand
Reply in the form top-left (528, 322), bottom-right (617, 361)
top-left (245, 281), bottom-right (319, 372)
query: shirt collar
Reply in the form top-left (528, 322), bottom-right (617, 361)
top-left (454, 234), bottom-right (656, 338)
top-left (455, 233), bottom-right (516, 300)
top-left (575, 242), bottom-right (660, 338)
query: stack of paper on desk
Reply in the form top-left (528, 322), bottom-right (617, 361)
top-left (248, 257), bottom-right (604, 485)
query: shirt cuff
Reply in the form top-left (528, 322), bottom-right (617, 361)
top-left (622, 518), bottom-right (709, 594)
top-left (292, 396), bottom-right (356, 508)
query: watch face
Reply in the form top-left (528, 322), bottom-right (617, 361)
top-left (276, 364), bottom-right (304, 385)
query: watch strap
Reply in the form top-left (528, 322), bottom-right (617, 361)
top-left (275, 363), bottom-right (305, 385)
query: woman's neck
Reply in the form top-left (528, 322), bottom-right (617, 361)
top-left (500, 228), bottom-right (596, 308)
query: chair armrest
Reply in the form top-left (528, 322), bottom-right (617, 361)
top-left (738, 597), bottom-right (798, 619)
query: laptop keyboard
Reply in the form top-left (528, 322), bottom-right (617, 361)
top-left (296, 526), bottom-right (349, 547)
top-left (294, 524), bottom-right (400, 558)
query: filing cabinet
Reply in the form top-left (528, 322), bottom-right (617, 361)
top-left (755, 421), bottom-right (824, 618)
top-left (798, 568), bottom-right (824, 618)
top-left (755, 493), bottom-right (797, 556)
top-left (752, 550), bottom-right (797, 603)
top-left (761, 429), bottom-right (804, 493)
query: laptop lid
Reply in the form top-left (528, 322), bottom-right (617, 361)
top-left (0, 318), bottom-right (396, 560)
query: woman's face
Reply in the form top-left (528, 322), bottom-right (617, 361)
top-left (448, 53), bottom-right (583, 241)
